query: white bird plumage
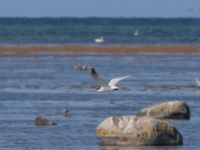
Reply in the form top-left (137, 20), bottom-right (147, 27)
top-left (94, 36), bottom-right (104, 43)
top-left (133, 30), bottom-right (139, 36)
top-left (74, 64), bottom-right (131, 92)
top-left (108, 75), bottom-right (132, 88)
top-left (90, 68), bottom-right (131, 92)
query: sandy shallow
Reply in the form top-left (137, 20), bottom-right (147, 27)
top-left (0, 44), bottom-right (200, 53)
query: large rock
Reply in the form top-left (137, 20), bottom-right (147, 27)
top-left (96, 116), bottom-right (183, 146)
top-left (137, 101), bottom-right (190, 119)
top-left (35, 116), bottom-right (57, 126)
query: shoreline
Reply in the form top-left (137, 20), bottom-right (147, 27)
top-left (0, 44), bottom-right (200, 53)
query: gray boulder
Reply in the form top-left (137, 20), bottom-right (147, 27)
top-left (96, 115), bottom-right (183, 146)
top-left (137, 101), bottom-right (190, 119)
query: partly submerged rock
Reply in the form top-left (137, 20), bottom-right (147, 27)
top-left (35, 116), bottom-right (57, 126)
top-left (74, 64), bottom-right (92, 71)
top-left (96, 115), bottom-right (183, 146)
top-left (137, 101), bottom-right (190, 119)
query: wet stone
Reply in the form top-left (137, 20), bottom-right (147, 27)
top-left (34, 116), bottom-right (57, 126)
top-left (96, 115), bottom-right (183, 146)
top-left (137, 101), bottom-right (190, 119)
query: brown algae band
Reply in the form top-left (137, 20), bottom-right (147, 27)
top-left (0, 44), bottom-right (200, 53)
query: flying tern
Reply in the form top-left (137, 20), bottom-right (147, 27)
top-left (91, 68), bottom-right (131, 92)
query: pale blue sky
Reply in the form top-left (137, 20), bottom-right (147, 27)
top-left (0, 0), bottom-right (200, 18)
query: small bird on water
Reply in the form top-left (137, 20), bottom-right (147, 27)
top-left (94, 36), bottom-right (104, 43)
top-left (63, 108), bottom-right (70, 116)
top-left (74, 64), bottom-right (131, 92)
top-left (133, 30), bottom-right (139, 37)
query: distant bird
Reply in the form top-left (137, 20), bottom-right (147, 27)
top-left (63, 108), bottom-right (70, 116)
top-left (194, 78), bottom-right (200, 88)
top-left (94, 36), bottom-right (104, 43)
top-left (133, 30), bottom-right (139, 37)
top-left (91, 68), bottom-right (131, 92)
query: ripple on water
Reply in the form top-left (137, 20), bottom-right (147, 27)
top-left (0, 52), bottom-right (199, 149)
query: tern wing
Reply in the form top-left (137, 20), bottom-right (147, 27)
top-left (91, 68), bottom-right (110, 88)
top-left (108, 75), bottom-right (131, 87)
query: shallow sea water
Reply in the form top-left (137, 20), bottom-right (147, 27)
top-left (0, 52), bottom-right (200, 150)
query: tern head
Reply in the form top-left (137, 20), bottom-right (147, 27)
top-left (96, 86), bottom-right (118, 92)
top-left (91, 87), bottom-right (107, 92)
top-left (91, 86), bottom-right (100, 92)
top-left (96, 86), bottom-right (103, 92)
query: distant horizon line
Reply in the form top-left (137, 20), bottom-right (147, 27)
top-left (0, 16), bottom-right (199, 19)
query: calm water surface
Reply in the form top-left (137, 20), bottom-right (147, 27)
top-left (0, 18), bottom-right (200, 44)
top-left (0, 52), bottom-right (200, 150)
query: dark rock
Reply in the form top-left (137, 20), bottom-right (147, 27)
top-left (35, 116), bottom-right (57, 126)
top-left (74, 64), bottom-right (92, 71)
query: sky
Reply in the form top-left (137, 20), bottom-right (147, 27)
top-left (0, 0), bottom-right (200, 18)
